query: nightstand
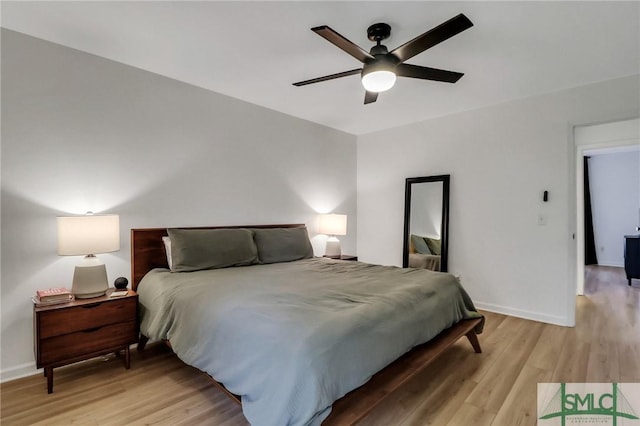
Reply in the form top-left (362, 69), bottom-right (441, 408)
top-left (33, 289), bottom-right (138, 393)
top-left (324, 255), bottom-right (358, 261)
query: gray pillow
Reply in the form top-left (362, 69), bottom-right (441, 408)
top-left (253, 227), bottom-right (314, 264)
top-left (411, 234), bottom-right (432, 255)
top-left (167, 228), bottom-right (258, 272)
top-left (425, 237), bottom-right (441, 255)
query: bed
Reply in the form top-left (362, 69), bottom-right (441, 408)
top-left (408, 253), bottom-right (441, 271)
top-left (131, 224), bottom-right (483, 426)
top-left (408, 234), bottom-right (441, 271)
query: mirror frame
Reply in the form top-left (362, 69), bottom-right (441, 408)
top-left (402, 174), bottom-right (450, 271)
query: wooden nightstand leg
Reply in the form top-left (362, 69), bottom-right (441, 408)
top-left (124, 346), bottom-right (131, 369)
top-left (45, 367), bottom-right (53, 394)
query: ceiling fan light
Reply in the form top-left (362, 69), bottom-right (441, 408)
top-left (361, 70), bottom-right (396, 92)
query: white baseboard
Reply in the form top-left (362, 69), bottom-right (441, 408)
top-left (0, 361), bottom-right (41, 383)
top-left (1, 343), bottom-right (139, 384)
top-left (474, 301), bottom-right (572, 327)
top-left (596, 261), bottom-right (624, 268)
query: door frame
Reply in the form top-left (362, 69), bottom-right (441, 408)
top-left (573, 119), bottom-right (640, 295)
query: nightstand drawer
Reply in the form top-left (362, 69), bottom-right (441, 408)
top-left (38, 297), bottom-right (137, 339)
top-left (39, 320), bottom-right (136, 365)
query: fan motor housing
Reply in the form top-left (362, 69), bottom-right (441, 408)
top-left (367, 23), bottom-right (391, 42)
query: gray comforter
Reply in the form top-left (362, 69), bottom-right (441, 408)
top-left (137, 257), bottom-right (482, 426)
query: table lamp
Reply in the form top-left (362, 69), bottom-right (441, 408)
top-left (57, 213), bottom-right (120, 298)
top-left (318, 214), bottom-right (347, 258)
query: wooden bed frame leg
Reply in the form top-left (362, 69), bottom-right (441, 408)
top-left (465, 330), bottom-right (482, 353)
top-left (137, 334), bottom-right (149, 352)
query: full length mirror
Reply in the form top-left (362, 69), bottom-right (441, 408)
top-left (402, 175), bottom-right (450, 272)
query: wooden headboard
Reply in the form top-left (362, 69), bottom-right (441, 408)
top-left (130, 224), bottom-right (307, 290)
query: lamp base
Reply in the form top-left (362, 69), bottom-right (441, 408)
top-left (325, 237), bottom-right (342, 259)
top-left (72, 256), bottom-right (108, 299)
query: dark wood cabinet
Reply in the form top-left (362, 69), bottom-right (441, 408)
top-left (624, 235), bottom-right (640, 286)
top-left (34, 290), bottom-right (138, 393)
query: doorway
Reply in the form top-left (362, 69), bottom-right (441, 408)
top-left (574, 118), bottom-right (640, 295)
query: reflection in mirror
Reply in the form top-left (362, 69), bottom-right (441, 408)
top-left (402, 175), bottom-right (450, 272)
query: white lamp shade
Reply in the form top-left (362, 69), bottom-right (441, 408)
top-left (318, 214), bottom-right (347, 236)
top-left (57, 214), bottom-right (120, 255)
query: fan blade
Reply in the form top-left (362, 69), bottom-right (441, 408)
top-left (364, 91), bottom-right (378, 104)
top-left (396, 64), bottom-right (463, 83)
top-left (293, 68), bottom-right (362, 87)
top-left (390, 14), bottom-right (473, 62)
top-left (312, 26), bottom-right (374, 63)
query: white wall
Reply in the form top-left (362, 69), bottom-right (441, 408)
top-left (589, 151), bottom-right (640, 267)
top-left (357, 75), bottom-right (639, 326)
top-left (0, 30), bottom-right (357, 381)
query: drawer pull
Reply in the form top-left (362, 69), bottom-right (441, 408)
top-left (83, 326), bottom-right (103, 333)
top-left (81, 304), bottom-right (100, 309)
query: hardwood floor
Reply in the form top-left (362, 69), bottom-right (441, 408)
top-left (2, 266), bottom-right (638, 425)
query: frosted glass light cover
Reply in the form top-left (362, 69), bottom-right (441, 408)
top-left (318, 214), bottom-right (347, 236)
top-left (57, 214), bottom-right (120, 255)
top-left (361, 70), bottom-right (396, 92)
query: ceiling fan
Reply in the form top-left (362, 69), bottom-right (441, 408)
top-left (293, 13), bottom-right (473, 104)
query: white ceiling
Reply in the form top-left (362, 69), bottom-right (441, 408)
top-left (2, 1), bottom-right (639, 135)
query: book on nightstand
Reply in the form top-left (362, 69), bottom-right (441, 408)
top-left (32, 295), bottom-right (74, 307)
top-left (33, 287), bottom-right (73, 306)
